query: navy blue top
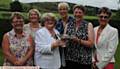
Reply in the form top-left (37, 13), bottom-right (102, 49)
top-left (55, 16), bottom-right (74, 34)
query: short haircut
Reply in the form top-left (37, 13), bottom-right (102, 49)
top-left (28, 8), bottom-right (41, 19)
top-left (10, 12), bottom-right (24, 22)
top-left (58, 2), bottom-right (70, 10)
top-left (41, 13), bottom-right (56, 26)
top-left (97, 7), bottom-right (112, 17)
top-left (73, 5), bottom-right (86, 14)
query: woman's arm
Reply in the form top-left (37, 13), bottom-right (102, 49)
top-left (80, 22), bottom-right (94, 47)
top-left (35, 30), bottom-right (63, 54)
top-left (35, 31), bottom-right (54, 54)
top-left (19, 35), bottom-right (34, 64)
top-left (2, 33), bottom-right (18, 65)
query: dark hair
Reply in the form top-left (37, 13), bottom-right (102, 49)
top-left (73, 5), bottom-right (86, 14)
top-left (97, 7), bottom-right (112, 17)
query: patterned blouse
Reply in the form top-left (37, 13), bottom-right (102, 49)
top-left (24, 23), bottom-right (41, 39)
top-left (3, 29), bottom-right (33, 66)
top-left (65, 20), bottom-right (92, 64)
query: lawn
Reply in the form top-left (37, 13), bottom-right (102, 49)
top-left (115, 40), bottom-right (120, 69)
top-left (0, 0), bottom-right (11, 5)
top-left (0, 48), bottom-right (4, 66)
top-left (0, 0), bottom-right (12, 9)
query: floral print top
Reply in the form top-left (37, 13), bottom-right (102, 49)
top-left (24, 23), bottom-right (41, 39)
top-left (3, 29), bottom-right (33, 66)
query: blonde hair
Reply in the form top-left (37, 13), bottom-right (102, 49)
top-left (58, 2), bottom-right (70, 10)
top-left (28, 8), bottom-right (41, 19)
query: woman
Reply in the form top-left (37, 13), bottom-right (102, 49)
top-left (34, 13), bottom-right (65, 69)
top-left (56, 2), bottom-right (73, 34)
top-left (2, 12), bottom-right (34, 66)
top-left (93, 7), bottom-right (118, 69)
top-left (64, 5), bottom-right (94, 69)
top-left (24, 8), bottom-right (42, 65)
top-left (55, 3), bottom-right (74, 68)
top-left (24, 8), bottom-right (42, 39)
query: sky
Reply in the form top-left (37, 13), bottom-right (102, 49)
top-left (13, 0), bottom-right (120, 10)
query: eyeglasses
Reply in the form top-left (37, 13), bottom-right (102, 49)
top-left (99, 15), bottom-right (109, 19)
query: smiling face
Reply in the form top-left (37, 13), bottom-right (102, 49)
top-left (29, 11), bottom-right (39, 23)
top-left (74, 8), bottom-right (84, 21)
top-left (44, 17), bottom-right (55, 30)
top-left (58, 6), bottom-right (68, 18)
top-left (98, 12), bottom-right (110, 26)
top-left (73, 5), bottom-right (85, 22)
top-left (42, 13), bottom-right (56, 30)
top-left (97, 7), bottom-right (112, 27)
top-left (58, 2), bottom-right (69, 18)
top-left (12, 16), bottom-right (24, 31)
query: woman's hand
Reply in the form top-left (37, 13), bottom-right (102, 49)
top-left (59, 40), bottom-right (66, 47)
top-left (13, 58), bottom-right (26, 66)
top-left (71, 36), bottom-right (80, 43)
top-left (52, 40), bottom-right (66, 48)
top-left (92, 62), bottom-right (99, 69)
top-left (61, 34), bottom-right (70, 41)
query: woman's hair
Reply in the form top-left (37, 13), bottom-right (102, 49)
top-left (73, 5), bottom-right (86, 14)
top-left (41, 13), bottom-right (56, 26)
top-left (58, 2), bottom-right (70, 10)
top-left (28, 8), bottom-right (41, 19)
top-left (97, 7), bottom-right (112, 17)
top-left (10, 12), bottom-right (24, 22)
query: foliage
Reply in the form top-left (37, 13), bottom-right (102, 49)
top-left (0, 48), bottom-right (4, 66)
top-left (10, 0), bottom-right (23, 12)
top-left (111, 9), bottom-right (120, 20)
top-left (116, 9), bottom-right (120, 16)
top-left (115, 41), bottom-right (120, 69)
top-left (85, 6), bottom-right (98, 16)
top-left (0, 0), bottom-right (12, 11)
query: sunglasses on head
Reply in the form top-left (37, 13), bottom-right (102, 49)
top-left (99, 15), bottom-right (109, 19)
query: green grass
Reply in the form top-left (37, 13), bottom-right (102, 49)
top-left (0, 0), bottom-right (11, 5)
top-left (0, 0), bottom-right (12, 9)
top-left (0, 11), bottom-right (28, 19)
top-left (84, 16), bottom-right (98, 19)
top-left (114, 40), bottom-right (120, 69)
top-left (0, 11), bottom-right (12, 19)
top-left (0, 48), bottom-right (4, 66)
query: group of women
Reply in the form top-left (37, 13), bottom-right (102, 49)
top-left (2, 2), bottom-right (118, 69)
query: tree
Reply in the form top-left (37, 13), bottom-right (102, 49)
top-left (10, 0), bottom-right (23, 12)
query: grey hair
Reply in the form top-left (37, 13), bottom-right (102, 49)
top-left (41, 13), bottom-right (57, 26)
